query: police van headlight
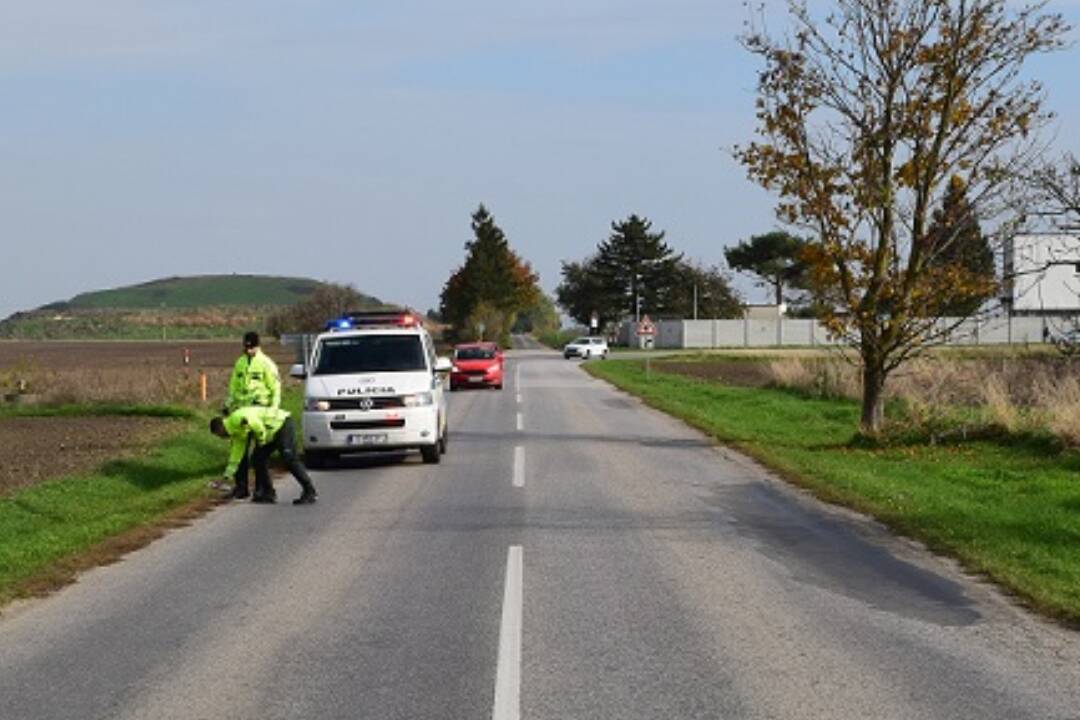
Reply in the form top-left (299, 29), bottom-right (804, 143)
top-left (305, 399), bottom-right (331, 411)
top-left (402, 392), bottom-right (434, 407)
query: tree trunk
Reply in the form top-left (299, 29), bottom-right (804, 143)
top-left (860, 362), bottom-right (886, 435)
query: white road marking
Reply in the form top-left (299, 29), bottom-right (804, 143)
top-left (514, 362), bottom-right (521, 388)
top-left (492, 546), bottom-right (523, 720)
top-left (513, 446), bottom-right (525, 488)
top-left (516, 413), bottom-right (523, 431)
top-left (516, 393), bottom-right (522, 404)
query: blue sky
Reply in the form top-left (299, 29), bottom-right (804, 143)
top-left (3, 1), bottom-right (1079, 319)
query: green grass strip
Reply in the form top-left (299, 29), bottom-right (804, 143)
top-left (0, 422), bottom-right (222, 602)
top-left (585, 359), bottom-right (1080, 626)
top-left (0, 402), bottom-right (195, 419)
top-left (0, 389), bottom-right (304, 604)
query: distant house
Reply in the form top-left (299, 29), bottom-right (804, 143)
top-left (743, 304), bottom-right (786, 320)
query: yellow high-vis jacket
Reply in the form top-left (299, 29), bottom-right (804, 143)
top-left (226, 349), bottom-right (281, 411)
top-left (221, 406), bottom-right (290, 478)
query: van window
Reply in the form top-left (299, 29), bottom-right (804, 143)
top-left (313, 335), bottom-right (427, 375)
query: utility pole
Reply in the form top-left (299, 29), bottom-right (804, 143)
top-left (634, 272), bottom-right (643, 323)
top-left (693, 283), bottom-right (698, 320)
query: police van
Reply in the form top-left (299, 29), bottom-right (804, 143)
top-left (289, 311), bottom-right (451, 468)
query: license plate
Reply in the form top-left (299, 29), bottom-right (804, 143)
top-left (347, 433), bottom-right (388, 446)
top-left (468, 376), bottom-right (484, 383)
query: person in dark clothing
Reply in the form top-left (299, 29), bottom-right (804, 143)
top-left (210, 407), bottom-right (317, 505)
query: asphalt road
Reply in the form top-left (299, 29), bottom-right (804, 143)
top-left (1, 348), bottom-right (1079, 720)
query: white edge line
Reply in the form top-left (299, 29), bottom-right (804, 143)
top-left (512, 446), bottom-right (525, 488)
top-left (492, 545), bottom-right (523, 720)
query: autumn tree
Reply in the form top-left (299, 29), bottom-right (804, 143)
top-left (440, 205), bottom-right (541, 343)
top-left (512, 293), bottom-right (561, 335)
top-left (737, 0), bottom-right (1065, 434)
top-left (724, 231), bottom-right (808, 306)
top-left (266, 283), bottom-right (387, 335)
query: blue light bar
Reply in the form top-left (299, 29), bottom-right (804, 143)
top-left (324, 318), bottom-right (354, 330)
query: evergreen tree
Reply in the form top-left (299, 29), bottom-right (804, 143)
top-left (439, 205), bottom-right (540, 342)
top-left (591, 215), bottom-right (683, 318)
top-left (924, 177), bottom-right (997, 316)
top-left (723, 231), bottom-right (807, 306)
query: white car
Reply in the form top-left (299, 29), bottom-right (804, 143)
top-left (563, 336), bottom-right (609, 360)
top-left (290, 312), bottom-right (451, 468)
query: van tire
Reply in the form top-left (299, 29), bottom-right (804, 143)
top-left (421, 443), bottom-right (441, 464)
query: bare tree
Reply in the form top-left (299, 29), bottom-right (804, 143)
top-left (1029, 153), bottom-right (1080, 225)
top-left (737, 0), bottom-right (1067, 434)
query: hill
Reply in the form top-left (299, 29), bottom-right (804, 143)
top-left (44, 274), bottom-right (332, 310)
top-left (1, 275), bottom-right (386, 340)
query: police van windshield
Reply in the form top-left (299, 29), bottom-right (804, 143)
top-left (313, 335), bottom-right (427, 375)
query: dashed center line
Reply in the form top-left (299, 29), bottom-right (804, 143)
top-left (516, 413), bottom-right (523, 431)
top-left (512, 446), bottom-right (525, 488)
top-left (492, 546), bottom-right (523, 720)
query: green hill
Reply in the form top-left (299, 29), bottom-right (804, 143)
top-left (1, 274), bottom-right (387, 340)
top-left (45, 274), bottom-right (327, 310)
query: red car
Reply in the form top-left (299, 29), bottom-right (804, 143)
top-left (450, 342), bottom-right (504, 390)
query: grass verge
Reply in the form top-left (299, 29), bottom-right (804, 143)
top-left (0, 390), bottom-right (303, 607)
top-left (0, 402), bottom-right (194, 419)
top-left (0, 422), bottom-right (225, 605)
top-left (585, 359), bottom-right (1080, 626)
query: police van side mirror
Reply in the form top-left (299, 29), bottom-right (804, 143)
top-left (434, 357), bottom-right (452, 373)
top-left (289, 363), bottom-right (307, 379)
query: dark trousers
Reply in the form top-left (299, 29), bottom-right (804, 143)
top-left (252, 417), bottom-right (315, 498)
top-left (233, 435), bottom-right (252, 494)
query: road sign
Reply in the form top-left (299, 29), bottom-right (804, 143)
top-left (637, 315), bottom-right (656, 336)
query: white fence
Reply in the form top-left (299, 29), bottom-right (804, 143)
top-left (655, 315), bottom-right (1053, 349)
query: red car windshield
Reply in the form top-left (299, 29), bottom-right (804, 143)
top-left (455, 347), bottom-right (497, 360)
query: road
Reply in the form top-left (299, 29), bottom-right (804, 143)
top-left (1, 348), bottom-right (1078, 719)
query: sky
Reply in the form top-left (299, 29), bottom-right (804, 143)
top-left (3, 1), bottom-right (1080, 320)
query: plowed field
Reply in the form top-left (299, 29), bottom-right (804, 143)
top-left (0, 340), bottom-right (298, 494)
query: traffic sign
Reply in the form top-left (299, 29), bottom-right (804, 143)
top-left (637, 315), bottom-right (656, 336)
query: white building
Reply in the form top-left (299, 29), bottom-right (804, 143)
top-left (1005, 233), bottom-right (1080, 315)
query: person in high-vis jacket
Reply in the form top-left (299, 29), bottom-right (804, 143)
top-left (227, 331), bottom-right (281, 412)
top-left (221, 331), bottom-right (281, 498)
top-left (210, 407), bottom-right (317, 505)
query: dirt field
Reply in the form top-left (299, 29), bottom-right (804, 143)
top-left (0, 416), bottom-right (183, 496)
top-left (656, 359), bottom-right (775, 387)
top-left (0, 340), bottom-right (297, 372)
top-left (0, 340), bottom-right (300, 495)
top-left (0, 340), bottom-right (300, 406)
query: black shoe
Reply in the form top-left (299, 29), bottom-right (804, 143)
top-left (292, 490), bottom-right (317, 505)
top-left (231, 487), bottom-right (250, 500)
top-left (251, 493), bottom-right (277, 504)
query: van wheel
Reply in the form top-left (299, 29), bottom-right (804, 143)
top-left (305, 450), bottom-right (326, 469)
top-left (421, 443), bottom-right (441, 464)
